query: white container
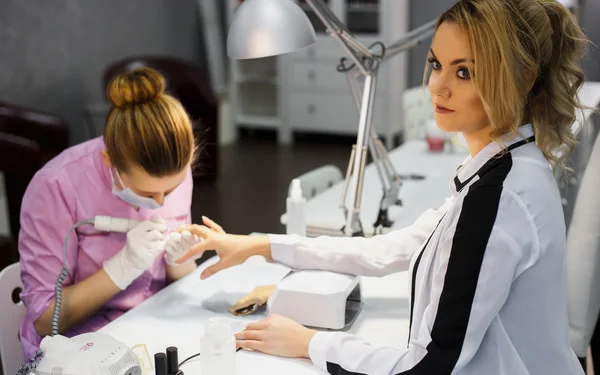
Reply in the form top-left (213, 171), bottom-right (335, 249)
top-left (286, 179), bottom-right (307, 236)
top-left (200, 318), bottom-right (237, 375)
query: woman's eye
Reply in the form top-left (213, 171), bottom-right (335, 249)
top-left (428, 58), bottom-right (441, 70)
top-left (457, 68), bottom-right (471, 80)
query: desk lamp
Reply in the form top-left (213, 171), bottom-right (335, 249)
top-left (228, 0), bottom-right (437, 236)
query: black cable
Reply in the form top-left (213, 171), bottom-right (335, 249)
top-left (400, 173), bottom-right (426, 180)
top-left (179, 348), bottom-right (242, 368)
top-left (336, 40), bottom-right (387, 73)
top-left (368, 41), bottom-right (386, 59)
top-left (178, 353), bottom-right (199, 367)
top-left (337, 57), bottom-right (356, 73)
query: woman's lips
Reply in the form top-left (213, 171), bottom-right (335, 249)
top-left (435, 104), bottom-right (455, 114)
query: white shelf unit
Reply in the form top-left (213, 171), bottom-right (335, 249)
top-left (227, 0), bottom-right (409, 147)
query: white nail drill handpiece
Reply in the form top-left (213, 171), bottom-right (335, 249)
top-left (93, 216), bottom-right (141, 232)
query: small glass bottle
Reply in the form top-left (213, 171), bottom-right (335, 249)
top-left (200, 318), bottom-right (237, 375)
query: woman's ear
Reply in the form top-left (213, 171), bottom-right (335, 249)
top-left (100, 149), bottom-right (112, 168)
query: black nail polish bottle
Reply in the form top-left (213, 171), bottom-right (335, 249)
top-left (167, 346), bottom-right (184, 375)
top-left (154, 353), bottom-right (167, 375)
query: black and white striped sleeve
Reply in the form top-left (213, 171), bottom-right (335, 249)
top-left (307, 186), bottom-right (539, 374)
top-left (268, 197), bottom-right (453, 277)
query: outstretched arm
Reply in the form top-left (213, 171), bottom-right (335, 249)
top-left (176, 198), bottom-right (452, 279)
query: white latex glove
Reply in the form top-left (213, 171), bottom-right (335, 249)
top-left (103, 217), bottom-right (167, 289)
top-left (164, 230), bottom-right (202, 265)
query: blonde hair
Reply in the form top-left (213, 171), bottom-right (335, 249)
top-left (425, 0), bottom-right (589, 169)
top-left (104, 67), bottom-right (198, 176)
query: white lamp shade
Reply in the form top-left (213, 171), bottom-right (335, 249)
top-left (227, 0), bottom-right (317, 59)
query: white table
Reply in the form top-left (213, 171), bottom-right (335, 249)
top-left (99, 82), bottom-right (600, 374)
top-left (282, 140), bottom-right (468, 237)
top-left (100, 256), bottom-right (411, 374)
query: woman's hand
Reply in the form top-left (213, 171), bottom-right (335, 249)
top-left (165, 230), bottom-right (201, 265)
top-left (235, 314), bottom-right (317, 358)
top-left (175, 216), bottom-right (271, 279)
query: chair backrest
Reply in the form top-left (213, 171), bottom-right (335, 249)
top-left (289, 165), bottom-right (344, 200)
top-left (0, 102), bottom-right (69, 238)
top-left (403, 86), bottom-right (434, 141)
top-left (0, 262), bottom-right (25, 375)
top-left (0, 102), bottom-right (69, 164)
top-left (0, 134), bottom-right (41, 240)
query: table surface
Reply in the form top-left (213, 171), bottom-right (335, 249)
top-left (100, 257), bottom-right (411, 374)
top-left (281, 140), bottom-right (468, 237)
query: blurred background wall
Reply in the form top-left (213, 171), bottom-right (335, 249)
top-left (0, 0), bottom-right (206, 144)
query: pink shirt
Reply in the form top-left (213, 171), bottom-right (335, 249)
top-left (18, 137), bottom-right (193, 359)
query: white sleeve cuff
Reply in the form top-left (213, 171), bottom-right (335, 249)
top-left (267, 234), bottom-right (300, 268)
top-left (308, 331), bottom-right (340, 371)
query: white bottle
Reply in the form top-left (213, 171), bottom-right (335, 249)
top-left (200, 318), bottom-right (236, 375)
top-left (286, 179), bottom-right (307, 236)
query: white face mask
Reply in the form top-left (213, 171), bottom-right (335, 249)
top-left (111, 168), bottom-right (163, 209)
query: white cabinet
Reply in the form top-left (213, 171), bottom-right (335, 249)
top-left (287, 90), bottom-right (387, 134)
top-left (286, 60), bottom-right (391, 91)
top-left (228, 0), bottom-right (409, 146)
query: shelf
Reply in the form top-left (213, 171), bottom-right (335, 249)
top-left (347, 0), bottom-right (380, 6)
top-left (298, 0), bottom-right (331, 7)
top-left (235, 81), bottom-right (279, 127)
top-left (236, 114), bottom-right (281, 128)
top-left (237, 56), bottom-right (277, 78)
top-left (347, 7), bottom-right (379, 13)
top-left (237, 74), bottom-right (278, 85)
top-left (298, 0), bottom-right (330, 33)
top-left (346, 0), bottom-right (380, 34)
top-left (227, 0), bottom-right (407, 141)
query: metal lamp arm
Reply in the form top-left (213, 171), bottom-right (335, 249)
top-left (298, 0), bottom-right (438, 235)
top-left (304, 0), bottom-right (374, 74)
top-left (383, 19), bottom-right (437, 61)
top-left (305, 0), bottom-right (347, 34)
top-left (305, 1), bottom-right (437, 64)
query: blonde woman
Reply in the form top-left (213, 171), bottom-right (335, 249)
top-left (19, 68), bottom-right (201, 359)
top-left (178, 0), bottom-right (589, 373)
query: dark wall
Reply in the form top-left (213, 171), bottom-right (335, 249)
top-left (579, 0), bottom-right (600, 81)
top-left (0, 0), bottom-right (204, 144)
top-left (408, 0), bottom-right (600, 88)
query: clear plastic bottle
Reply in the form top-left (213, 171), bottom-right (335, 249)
top-left (286, 179), bottom-right (307, 236)
top-left (200, 318), bottom-right (236, 375)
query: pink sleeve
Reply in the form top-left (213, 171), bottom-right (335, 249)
top-left (185, 168), bottom-right (193, 225)
top-left (18, 170), bottom-right (79, 326)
